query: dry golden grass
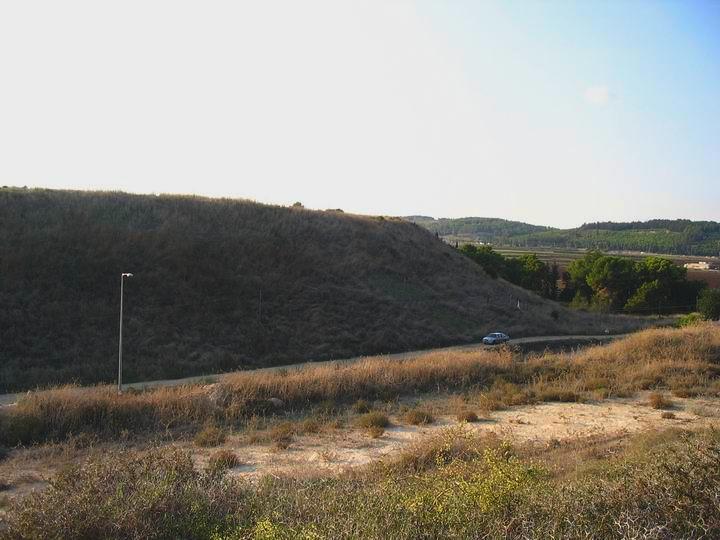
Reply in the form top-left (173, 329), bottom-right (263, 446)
top-left (207, 449), bottom-right (240, 471)
top-left (648, 392), bottom-right (673, 410)
top-left (403, 409), bottom-right (435, 425)
top-left (456, 410), bottom-right (480, 423)
top-left (2, 324), bottom-right (719, 446)
top-left (193, 425), bottom-right (226, 447)
top-left (356, 412), bottom-right (390, 429)
top-left (366, 426), bottom-right (385, 439)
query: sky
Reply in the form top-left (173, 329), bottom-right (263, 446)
top-left (0, 1), bottom-right (718, 228)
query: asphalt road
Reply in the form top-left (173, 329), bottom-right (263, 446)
top-left (0, 334), bottom-right (620, 406)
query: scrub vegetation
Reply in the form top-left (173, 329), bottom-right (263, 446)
top-left (2, 324), bottom-right (719, 447)
top-left (1, 325), bottom-right (720, 538)
top-left (2, 427), bottom-right (719, 539)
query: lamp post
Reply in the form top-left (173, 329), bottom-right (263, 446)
top-left (118, 272), bottom-right (133, 393)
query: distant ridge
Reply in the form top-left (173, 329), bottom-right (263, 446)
top-left (406, 216), bottom-right (720, 256)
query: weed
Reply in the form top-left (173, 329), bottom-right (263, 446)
top-left (352, 399), bottom-right (371, 414)
top-left (456, 410), bottom-right (480, 423)
top-left (403, 409), bottom-right (434, 425)
top-left (356, 412), bottom-right (390, 429)
top-left (301, 418), bottom-right (322, 434)
top-left (207, 449), bottom-right (240, 471)
top-left (367, 426), bottom-right (385, 438)
top-left (194, 425), bottom-right (227, 447)
top-left (648, 392), bottom-right (673, 410)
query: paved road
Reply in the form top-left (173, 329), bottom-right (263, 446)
top-left (0, 334), bottom-right (620, 406)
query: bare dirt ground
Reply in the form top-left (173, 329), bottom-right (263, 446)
top-left (2, 392), bottom-right (718, 507)
top-left (192, 393), bottom-right (720, 481)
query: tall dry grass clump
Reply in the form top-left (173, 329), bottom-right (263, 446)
top-left (1, 324), bottom-right (719, 446)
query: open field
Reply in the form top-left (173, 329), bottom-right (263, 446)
top-left (2, 324), bottom-right (720, 538)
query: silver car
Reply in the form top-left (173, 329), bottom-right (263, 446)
top-left (482, 332), bottom-right (510, 345)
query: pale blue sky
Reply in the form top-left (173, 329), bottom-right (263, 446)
top-left (0, 1), bottom-right (718, 227)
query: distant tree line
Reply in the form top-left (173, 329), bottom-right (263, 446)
top-left (459, 245), bottom-right (709, 314)
top-left (411, 216), bottom-right (720, 256)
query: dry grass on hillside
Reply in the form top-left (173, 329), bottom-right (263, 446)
top-left (1, 324), bottom-right (718, 446)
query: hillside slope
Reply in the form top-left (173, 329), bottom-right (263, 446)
top-left (409, 216), bottom-right (720, 256)
top-left (0, 188), bottom-right (640, 392)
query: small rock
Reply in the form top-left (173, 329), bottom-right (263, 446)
top-left (268, 398), bottom-right (285, 408)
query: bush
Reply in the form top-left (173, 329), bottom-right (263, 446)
top-left (1, 449), bottom-right (242, 539)
top-left (269, 422), bottom-right (295, 447)
top-left (403, 409), bottom-right (434, 425)
top-left (676, 312), bottom-right (704, 328)
top-left (352, 399), bottom-right (371, 414)
top-left (301, 418), bottom-right (322, 434)
top-left (367, 426), bottom-right (385, 438)
top-left (698, 289), bottom-right (720, 320)
top-left (661, 411), bottom-right (676, 419)
top-left (207, 449), bottom-right (240, 471)
top-left (356, 412), bottom-right (389, 429)
top-left (194, 425), bottom-right (227, 447)
top-left (648, 392), bottom-right (673, 410)
top-left (456, 410), bottom-right (480, 423)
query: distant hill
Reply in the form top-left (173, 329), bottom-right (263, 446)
top-left (0, 188), bottom-right (639, 392)
top-left (405, 216), bottom-right (551, 243)
top-left (407, 216), bottom-right (720, 256)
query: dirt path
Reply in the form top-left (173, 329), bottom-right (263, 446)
top-left (0, 334), bottom-right (620, 406)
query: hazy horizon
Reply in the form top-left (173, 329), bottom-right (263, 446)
top-left (1, 1), bottom-right (718, 228)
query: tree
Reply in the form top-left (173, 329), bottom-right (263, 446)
top-left (566, 250), bottom-right (603, 303)
top-left (698, 289), bottom-right (720, 320)
top-left (586, 256), bottom-right (637, 310)
top-left (625, 280), bottom-right (667, 313)
top-left (458, 244), bottom-right (505, 278)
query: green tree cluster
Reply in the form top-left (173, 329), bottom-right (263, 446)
top-left (459, 245), bottom-right (708, 314)
top-left (565, 251), bottom-right (705, 313)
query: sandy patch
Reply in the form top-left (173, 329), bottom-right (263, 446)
top-left (201, 394), bottom-right (720, 480)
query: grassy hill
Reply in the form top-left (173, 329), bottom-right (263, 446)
top-left (0, 188), bottom-right (640, 392)
top-left (409, 216), bottom-right (720, 256)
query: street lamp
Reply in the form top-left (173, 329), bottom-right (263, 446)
top-left (118, 272), bottom-right (133, 393)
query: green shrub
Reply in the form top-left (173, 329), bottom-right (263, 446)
top-left (698, 289), bottom-right (720, 320)
top-left (676, 312), bottom-right (704, 327)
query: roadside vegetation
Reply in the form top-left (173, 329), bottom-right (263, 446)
top-left (2, 324), bottom-right (719, 447)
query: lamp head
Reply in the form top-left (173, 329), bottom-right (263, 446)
top-left (121, 272), bottom-right (134, 278)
